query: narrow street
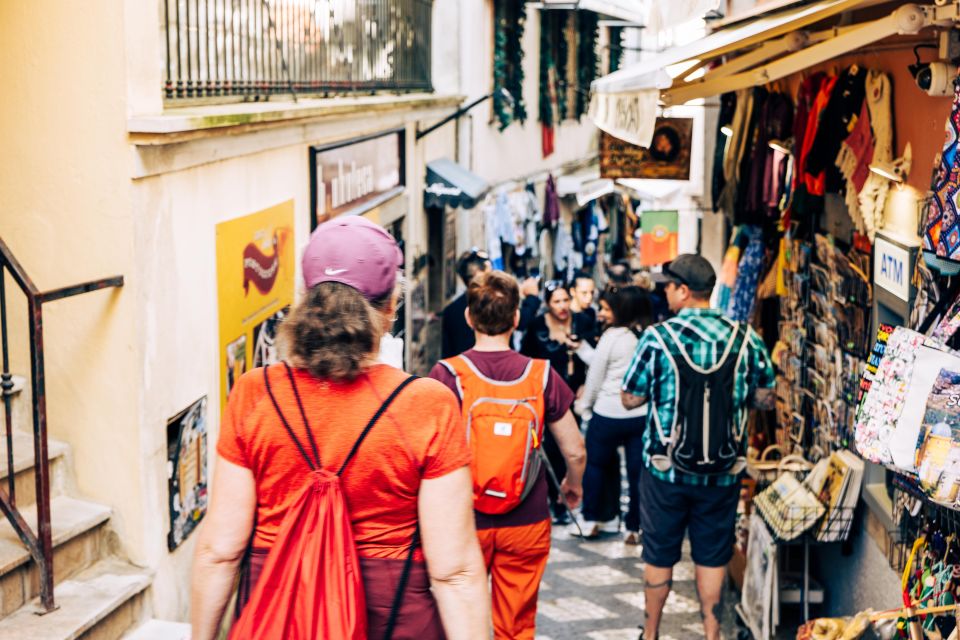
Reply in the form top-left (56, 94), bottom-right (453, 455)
top-left (536, 525), bottom-right (741, 640)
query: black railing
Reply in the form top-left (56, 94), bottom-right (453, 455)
top-left (0, 238), bottom-right (123, 612)
top-left (163, 0), bottom-right (433, 101)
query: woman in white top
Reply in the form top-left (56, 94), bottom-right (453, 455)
top-left (572, 285), bottom-right (652, 543)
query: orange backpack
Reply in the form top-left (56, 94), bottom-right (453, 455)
top-left (440, 355), bottom-right (549, 514)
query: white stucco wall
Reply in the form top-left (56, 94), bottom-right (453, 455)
top-left (459, 2), bottom-right (602, 185)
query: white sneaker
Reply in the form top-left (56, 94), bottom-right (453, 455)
top-left (599, 518), bottom-right (621, 534)
top-left (624, 530), bottom-right (641, 545)
top-left (567, 514), bottom-right (601, 538)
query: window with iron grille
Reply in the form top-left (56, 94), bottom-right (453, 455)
top-left (162, 0), bottom-right (433, 102)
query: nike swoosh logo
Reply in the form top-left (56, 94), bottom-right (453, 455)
top-left (324, 268), bottom-right (348, 276)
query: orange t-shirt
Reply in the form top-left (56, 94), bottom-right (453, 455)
top-left (217, 363), bottom-right (471, 559)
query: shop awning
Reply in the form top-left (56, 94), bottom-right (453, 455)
top-left (617, 179), bottom-right (683, 204)
top-left (535, 0), bottom-right (646, 25)
top-left (424, 158), bottom-right (489, 210)
top-left (589, 0), bottom-right (951, 146)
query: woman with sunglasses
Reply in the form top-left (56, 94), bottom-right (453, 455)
top-left (572, 286), bottom-right (653, 543)
top-left (520, 280), bottom-right (597, 523)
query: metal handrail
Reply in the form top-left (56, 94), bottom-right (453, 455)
top-left (0, 237), bottom-right (123, 612)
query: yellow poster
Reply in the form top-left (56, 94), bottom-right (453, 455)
top-left (216, 201), bottom-right (295, 409)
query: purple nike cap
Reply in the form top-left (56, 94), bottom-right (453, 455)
top-left (302, 216), bottom-right (403, 301)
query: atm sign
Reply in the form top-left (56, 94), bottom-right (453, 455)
top-left (874, 237), bottom-right (909, 301)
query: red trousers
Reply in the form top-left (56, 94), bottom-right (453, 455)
top-left (476, 519), bottom-right (551, 640)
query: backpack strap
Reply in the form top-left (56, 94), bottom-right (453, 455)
top-left (337, 374), bottom-right (419, 476)
top-left (384, 527), bottom-right (420, 640)
top-left (263, 366), bottom-right (320, 470)
top-left (262, 365), bottom-right (419, 475)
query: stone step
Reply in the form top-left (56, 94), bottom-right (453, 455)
top-left (0, 430), bottom-right (69, 506)
top-left (0, 496), bottom-right (111, 617)
top-left (0, 559), bottom-right (151, 640)
top-left (122, 619), bottom-right (190, 640)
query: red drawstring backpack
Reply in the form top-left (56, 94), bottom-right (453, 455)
top-left (230, 364), bottom-right (418, 640)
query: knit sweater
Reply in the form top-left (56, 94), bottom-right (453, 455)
top-left (575, 327), bottom-right (648, 420)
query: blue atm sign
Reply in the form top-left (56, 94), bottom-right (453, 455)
top-left (874, 237), bottom-right (910, 301)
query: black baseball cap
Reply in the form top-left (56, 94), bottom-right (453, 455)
top-left (651, 254), bottom-right (717, 292)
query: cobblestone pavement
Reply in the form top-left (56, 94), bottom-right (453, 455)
top-left (534, 524), bottom-right (742, 640)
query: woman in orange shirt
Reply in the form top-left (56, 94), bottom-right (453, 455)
top-left (190, 216), bottom-right (490, 639)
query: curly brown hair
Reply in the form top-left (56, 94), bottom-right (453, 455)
top-left (280, 282), bottom-right (389, 382)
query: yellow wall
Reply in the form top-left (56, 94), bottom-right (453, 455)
top-left (0, 0), bottom-right (146, 559)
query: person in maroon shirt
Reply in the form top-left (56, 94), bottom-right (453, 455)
top-left (430, 271), bottom-right (585, 640)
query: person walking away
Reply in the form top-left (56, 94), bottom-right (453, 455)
top-left (191, 216), bottom-right (490, 640)
top-left (430, 271), bottom-right (586, 640)
top-left (521, 281), bottom-right (596, 523)
top-left (442, 249), bottom-right (539, 359)
top-left (621, 254), bottom-right (774, 640)
top-left (572, 286), bottom-right (653, 543)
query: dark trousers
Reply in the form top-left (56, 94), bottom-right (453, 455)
top-left (582, 412), bottom-right (645, 532)
top-left (543, 427), bottom-right (568, 519)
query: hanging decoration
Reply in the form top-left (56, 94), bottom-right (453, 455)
top-left (608, 26), bottom-right (624, 74)
top-left (539, 13), bottom-right (556, 156)
top-left (554, 12), bottom-right (569, 122)
top-left (576, 11), bottom-right (599, 119)
top-left (539, 11), bottom-right (570, 157)
top-left (493, 0), bottom-right (527, 130)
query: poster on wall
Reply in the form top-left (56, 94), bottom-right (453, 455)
top-left (599, 119), bottom-right (693, 180)
top-left (216, 201), bottom-right (295, 409)
top-left (640, 210), bottom-right (679, 266)
top-left (167, 397), bottom-right (208, 551)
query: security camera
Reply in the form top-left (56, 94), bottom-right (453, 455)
top-left (913, 60), bottom-right (955, 96)
top-left (910, 41), bottom-right (957, 96)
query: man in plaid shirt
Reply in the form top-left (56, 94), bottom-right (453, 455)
top-left (621, 254), bottom-right (774, 640)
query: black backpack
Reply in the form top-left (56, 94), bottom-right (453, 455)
top-left (649, 322), bottom-right (750, 475)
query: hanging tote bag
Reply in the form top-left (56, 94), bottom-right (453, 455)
top-left (855, 293), bottom-right (960, 475)
top-left (229, 366), bottom-right (418, 640)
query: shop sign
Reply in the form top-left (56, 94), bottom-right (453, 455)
top-left (874, 237), bottom-right (910, 301)
top-left (216, 201), bottom-right (295, 409)
top-left (600, 119), bottom-right (693, 180)
top-left (310, 130), bottom-right (405, 227)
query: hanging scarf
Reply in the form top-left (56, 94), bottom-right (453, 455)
top-left (726, 225), bottom-right (765, 322)
top-left (543, 175), bottom-right (560, 228)
top-left (718, 88), bottom-right (755, 219)
top-left (858, 70), bottom-right (894, 239)
top-left (835, 100), bottom-right (874, 235)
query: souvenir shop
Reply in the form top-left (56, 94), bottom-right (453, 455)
top-left (688, 18), bottom-right (960, 640)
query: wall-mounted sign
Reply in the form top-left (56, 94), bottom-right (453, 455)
top-left (216, 201), bottom-right (295, 409)
top-left (640, 210), bottom-right (679, 266)
top-left (600, 118), bottom-right (693, 180)
top-left (874, 236), bottom-right (910, 301)
top-left (167, 397), bottom-right (208, 551)
top-left (310, 130), bottom-right (405, 228)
